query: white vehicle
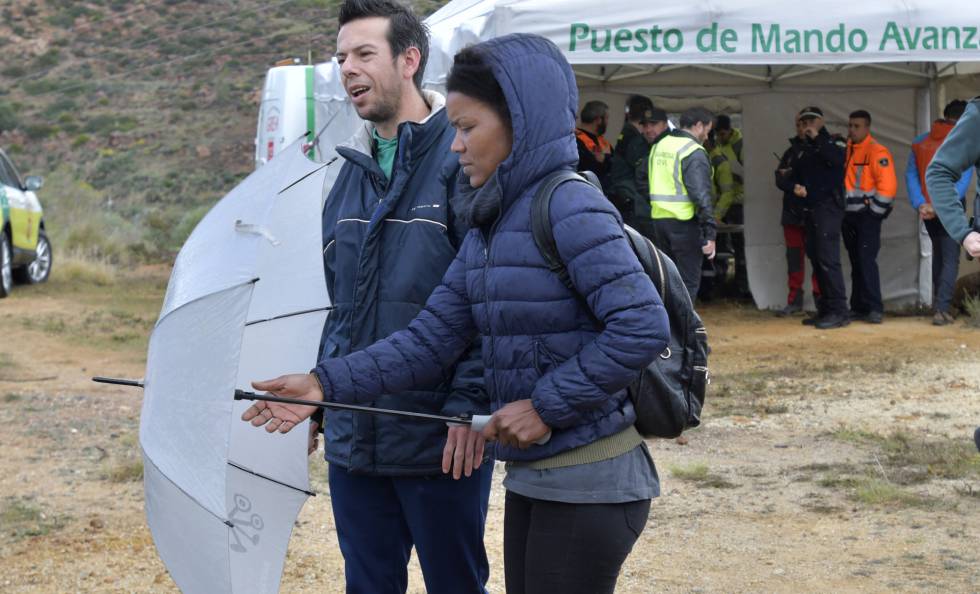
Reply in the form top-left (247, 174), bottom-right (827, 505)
top-left (254, 60), bottom-right (361, 169)
top-left (0, 148), bottom-right (50, 298)
top-left (254, 63), bottom-right (316, 167)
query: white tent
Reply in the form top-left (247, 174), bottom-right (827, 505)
top-left (315, 0), bottom-right (980, 309)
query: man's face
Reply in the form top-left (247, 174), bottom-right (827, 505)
top-left (848, 118), bottom-right (870, 143)
top-left (795, 117), bottom-right (805, 139)
top-left (800, 116), bottom-right (822, 138)
top-left (716, 127), bottom-right (733, 145)
top-left (597, 114), bottom-right (608, 136)
top-left (641, 120), bottom-right (667, 143)
top-left (337, 17), bottom-right (406, 124)
top-left (692, 121), bottom-right (713, 144)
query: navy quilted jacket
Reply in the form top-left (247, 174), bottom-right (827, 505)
top-left (313, 34), bottom-right (669, 462)
top-left (318, 91), bottom-right (486, 475)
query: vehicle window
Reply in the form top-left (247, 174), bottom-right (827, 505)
top-left (0, 152), bottom-right (21, 188)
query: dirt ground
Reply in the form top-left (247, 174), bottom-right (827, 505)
top-left (1, 266), bottom-right (979, 593)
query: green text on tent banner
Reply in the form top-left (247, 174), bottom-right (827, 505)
top-left (569, 22), bottom-right (980, 54)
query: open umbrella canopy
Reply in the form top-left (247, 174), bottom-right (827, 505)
top-left (139, 140), bottom-right (332, 593)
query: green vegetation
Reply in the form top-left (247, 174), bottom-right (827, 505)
top-left (962, 294), bottom-right (980, 328)
top-left (669, 462), bottom-right (738, 489)
top-left (811, 427), bottom-right (980, 508)
top-left (0, 497), bottom-right (67, 540)
top-left (106, 459), bottom-right (144, 483)
top-left (0, 0), bottom-right (446, 266)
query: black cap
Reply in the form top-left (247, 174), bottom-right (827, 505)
top-left (639, 107), bottom-right (668, 124)
top-left (798, 106), bottom-right (824, 120)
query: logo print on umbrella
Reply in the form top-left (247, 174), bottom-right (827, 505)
top-left (229, 493), bottom-right (265, 553)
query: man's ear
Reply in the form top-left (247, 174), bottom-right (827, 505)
top-left (400, 46), bottom-right (422, 82)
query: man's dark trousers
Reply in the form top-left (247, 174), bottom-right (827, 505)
top-left (329, 463), bottom-right (493, 594)
top-left (652, 217), bottom-right (703, 300)
top-left (842, 210), bottom-right (884, 315)
top-left (805, 202), bottom-right (848, 316)
top-left (925, 216), bottom-right (961, 313)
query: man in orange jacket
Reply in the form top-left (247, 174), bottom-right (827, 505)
top-left (843, 110), bottom-right (897, 324)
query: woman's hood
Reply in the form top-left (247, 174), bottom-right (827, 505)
top-left (465, 34), bottom-right (579, 210)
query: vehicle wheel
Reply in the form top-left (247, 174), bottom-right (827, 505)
top-left (0, 230), bottom-right (11, 298)
top-left (14, 230), bottom-right (52, 285)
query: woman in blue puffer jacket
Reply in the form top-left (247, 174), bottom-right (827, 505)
top-left (244, 33), bottom-right (669, 593)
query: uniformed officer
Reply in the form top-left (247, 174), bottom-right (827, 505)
top-left (609, 96), bottom-right (668, 232)
top-left (637, 106), bottom-right (716, 299)
top-left (843, 109), bottom-right (897, 324)
top-left (790, 107), bottom-right (849, 329)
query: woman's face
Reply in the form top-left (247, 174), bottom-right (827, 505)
top-left (447, 91), bottom-right (513, 188)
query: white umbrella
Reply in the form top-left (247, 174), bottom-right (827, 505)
top-left (137, 140), bottom-right (331, 593)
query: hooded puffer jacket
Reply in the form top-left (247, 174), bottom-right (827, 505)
top-left (313, 33), bottom-right (669, 462)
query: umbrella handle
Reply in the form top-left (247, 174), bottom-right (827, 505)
top-left (450, 414), bottom-right (552, 446)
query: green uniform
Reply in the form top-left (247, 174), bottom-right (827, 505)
top-left (708, 147), bottom-right (744, 221)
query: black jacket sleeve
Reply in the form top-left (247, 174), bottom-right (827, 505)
top-left (681, 150), bottom-right (717, 242)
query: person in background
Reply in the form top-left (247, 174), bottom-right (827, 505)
top-left (926, 95), bottom-right (980, 454)
top-left (791, 106), bottom-right (850, 329)
top-left (243, 33), bottom-right (669, 594)
top-left (775, 112), bottom-right (821, 316)
top-left (609, 96), bottom-right (667, 232)
top-left (907, 99), bottom-right (973, 326)
top-left (843, 109), bottom-right (897, 324)
top-left (707, 120), bottom-right (749, 297)
top-left (637, 106), bottom-right (717, 299)
top-left (313, 1), bottom-right (492, 592)
top-left (576, 100), bottom-right (613, 192)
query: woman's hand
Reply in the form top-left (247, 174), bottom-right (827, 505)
top-left (241, 373), bottom-right (324, 434)
top-left (442, 425), bottom-right (486, 479)
top-left (481, 399), bottom-right (550, 450)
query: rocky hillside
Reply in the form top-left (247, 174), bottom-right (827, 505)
top-left (0, 0), bottom-right (443, 262)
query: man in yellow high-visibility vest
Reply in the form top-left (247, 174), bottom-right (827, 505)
top-left (636, 107), bottom-right (717, 299)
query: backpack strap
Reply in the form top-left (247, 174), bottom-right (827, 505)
top-left (623, 225), bottom-right (667, 309)
top-left (531, 170), bottom-right (588, 293)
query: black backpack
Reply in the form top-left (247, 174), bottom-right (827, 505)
top-left (531, 170), bottom-right (709, 438)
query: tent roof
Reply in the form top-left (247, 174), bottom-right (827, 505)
top-left (424, 0), bottom-right (980, 89)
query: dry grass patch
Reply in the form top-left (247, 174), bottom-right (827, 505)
top-left (669, 462), bottom-right (738, 489)
top-left (0, 497), bottom-right (67, 541)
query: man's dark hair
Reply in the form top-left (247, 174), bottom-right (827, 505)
top-left (447, 46), bottom-right (511, 128)
top-left (944, 99), bottom-right (968, 120)
top-left (626, 95), bottom-right (654, 122)
top-left (849, 109), bottom-right (872, 125)
top-left (714, 114), bottom-right (732, 130)
top-left (580, 100), bottom-right (608, 124)
top-left (339, 0), bottom-right (430, 90)
top-left (680, 107), bottom-right (714, 129)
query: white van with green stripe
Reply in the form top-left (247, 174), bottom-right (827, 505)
top-left (254, 64), bottom-right (317, 167)
top-left (0, 148), bottom-right (50, 298)
top-left (254, 60), bottom-right (362, 170)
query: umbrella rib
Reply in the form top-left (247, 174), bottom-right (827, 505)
top-left (143, 448), bottom-right (235, 528)
top-left (227, 461), bottom-right (316, 497)
top-left (244, 305), bottom-right (335, 327)
top-left (278, 161), bottom-right (330, 195)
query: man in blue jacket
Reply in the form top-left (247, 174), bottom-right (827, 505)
top-left (311, 1), bottom-right (491, 592)
top-left (907, 100), bottom-right (973, 326)
top-left (926, 96), bottom-right (980, 453)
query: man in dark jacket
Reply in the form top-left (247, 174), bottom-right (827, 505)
top-left (575, 100), bottom-right (613, 191)
top-left (775, 113), bottom-right (820, 315)
top-left (790, 107), bottom-right (849, 329)
top-left (313, 2), bottom-right (491, 592)
top-left (608, 95), bottom-right (665, 230)
top-left (636, 106), bottom-right (717, 299)
top-left (926, 96), bottom-right (980, 453)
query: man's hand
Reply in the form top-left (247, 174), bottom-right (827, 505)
top-left (594, 149), bottom-right (607, 164)
top-left (702, 239), bottom-right (716, 260)
top-left (963, 231), bottom-right (980, 258)
top-left (442, 425), bottom-right (486, 479)
top-left (803, 124), bottom-right (819, 140)
top-left (793, 184), bottom-right (808, 198)
top-left (918, 203), bottom-right (936, 220)
top-left (242, 373), bottom-right (324, 434)
top-left (481, 399), bottom-right (550, 450)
